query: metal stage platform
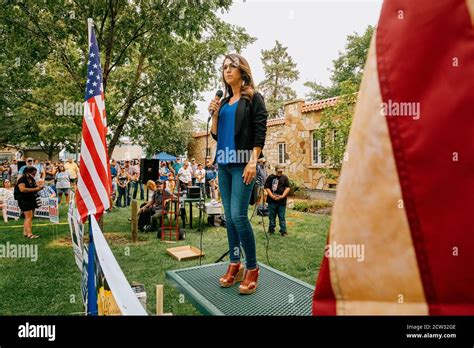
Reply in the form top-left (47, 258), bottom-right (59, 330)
top-left (166, 262), bottom-right (315, 316)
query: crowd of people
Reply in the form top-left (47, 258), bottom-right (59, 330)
top-left (0, 154), bottom-right (291, 240)
top-left (0, 157), bottom-right (79, 204)
top-left (0, 157), bottom-right (80, 238)
top-left (109, 157), bottom-right (222, 209)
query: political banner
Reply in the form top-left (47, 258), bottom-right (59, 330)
top-left (81, 245), bottom-right (88, 310)
top-left (90, 216), bottom-right (147, 315)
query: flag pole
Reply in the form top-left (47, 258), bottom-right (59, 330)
top-left (85, 17), bottom-right (98, 316)
top-left (86, 214), bottom-right (98, 315)
top-left (87, 18), bottom-right (93, 46)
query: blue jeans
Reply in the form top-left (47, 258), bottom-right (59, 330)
top-left (218, 163), bottom-right (257, 269)
top-left (131, 181), bottom-right (144, 200)
top-left (197, 182), bottom-right (205, 199)
top-left (268, 202), bottom-right (287, 234)
top-left (117, 186), bottom-right (127, 207)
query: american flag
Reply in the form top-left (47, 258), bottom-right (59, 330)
top-left (313, 0), bottom-right (474, 315)
top-left (76, 19), bottom-right (111, 223)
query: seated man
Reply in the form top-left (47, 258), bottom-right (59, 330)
top-left (36, 179), bottom-right (57, 199)
top-left (138, 180), bottom-right (175, 232)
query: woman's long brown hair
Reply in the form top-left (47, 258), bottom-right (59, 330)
top-left (221, 53), bottom-right (255, 101)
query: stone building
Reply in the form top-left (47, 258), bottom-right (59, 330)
top-left (187, 96), bottom-right (344, 191)
top-left (187, 130), bottom-right (214, 165)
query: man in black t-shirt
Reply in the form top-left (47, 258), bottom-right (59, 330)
top-left (264, 165), bottom-right (290, 236)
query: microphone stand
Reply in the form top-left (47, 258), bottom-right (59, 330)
top-left (198, 114), bottom-right (213, 266)
top-left (207, 112), bottom-right (229, 263)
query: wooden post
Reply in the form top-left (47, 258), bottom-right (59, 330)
top-left (156, 284), bottom-right (163, 315)
top-left (131, 200), bottom-right (138, 243)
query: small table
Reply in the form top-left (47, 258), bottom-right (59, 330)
top-left (182, 197), bottom-right (204, 230)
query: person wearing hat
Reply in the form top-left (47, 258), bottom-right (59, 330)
top-left (190, 158), bottom-right (198, 186)
top-left (139, 180), bottom-right (175, 233)
top-left (18, 157), bottom-right (34, 179)
top-left (264, 165), bottom-right (290, 236)
top-left (194, 163), bottom-right (206, 199)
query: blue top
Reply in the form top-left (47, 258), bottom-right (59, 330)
top-left (172, 162), bottom-right (183, 174)
top-left (216, 101), bottom-right (238, 165)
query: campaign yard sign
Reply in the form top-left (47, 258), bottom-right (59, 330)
top-left (6, 199), bottom-right (20, 219)
top-left (34, 198), bottom-right (50, 219)
top-left (68, 213), bottom-right (83, 271)
top-left (49, 198), bottom-right (59, 224)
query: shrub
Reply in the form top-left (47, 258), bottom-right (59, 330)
top-left (292, 200), bottom-right (332, 213)
top-left (289, 179), bottom-right (304, 196)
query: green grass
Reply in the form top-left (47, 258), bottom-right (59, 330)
top-left (0, 200), bottom-right (330, 315)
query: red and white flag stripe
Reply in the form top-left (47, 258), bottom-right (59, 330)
top-left (76, 19), bottom-right (111, 223)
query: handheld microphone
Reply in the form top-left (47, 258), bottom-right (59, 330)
top-left (208, 89), bottom-right (224, 121)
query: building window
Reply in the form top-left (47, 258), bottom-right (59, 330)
top-left (278, 143), bottom-right (286, 164)
top-left (312, 131), bottom-right (324, 165)
top-left (206, 147), bottom-right (211, 158)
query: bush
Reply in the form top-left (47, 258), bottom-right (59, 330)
top-left (289, 179), bottom-right (304, 196)
top-left (292, 200), bottom-right (332, 213)
top-left (293, 190), bottom-right (309, 199)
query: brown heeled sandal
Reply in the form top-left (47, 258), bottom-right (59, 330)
top-left (219, 262), bottom-right (244, 288)
top-left (239, 267), bottom-right (260, 295)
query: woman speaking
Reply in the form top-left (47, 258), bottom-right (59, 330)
top-left (209, 53), bottom-right (268, 295)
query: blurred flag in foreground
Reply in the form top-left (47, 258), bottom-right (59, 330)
top-left (313, 0), bottom-right (474, 315)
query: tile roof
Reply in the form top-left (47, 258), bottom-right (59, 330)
top-left (267, 118), bottom-right (286, 126)
top-left (301, 96), bottom-right (340, 113)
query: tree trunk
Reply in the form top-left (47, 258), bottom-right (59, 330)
top-left (107, 45), bottom-right (147, 158)
top-left (108, 102), bottom-right (134, 158)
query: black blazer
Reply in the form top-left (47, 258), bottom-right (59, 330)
top-left (211, 91), bottom-right (268, 164)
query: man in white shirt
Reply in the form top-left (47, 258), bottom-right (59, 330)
top-left (177, 162), bottom-right (192, 192)
top-left (195, 163), bottom-right (206, 199)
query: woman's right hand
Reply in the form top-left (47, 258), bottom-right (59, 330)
top-left (208, 99), bottom-right (221, 117)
